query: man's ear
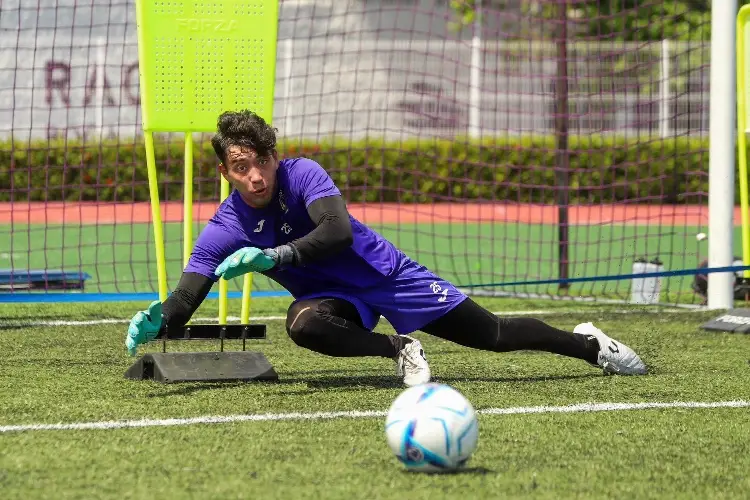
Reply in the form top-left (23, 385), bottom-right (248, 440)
top-left (218, 163), bottom-right (229, 180)
top-left (271, 149), bottom-right (278, 161)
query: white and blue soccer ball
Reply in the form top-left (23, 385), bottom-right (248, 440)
top-left (385, 383), bottom-right (479, 472)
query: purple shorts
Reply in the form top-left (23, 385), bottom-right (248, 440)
top-left (295, 259), bottom-right (468, 334)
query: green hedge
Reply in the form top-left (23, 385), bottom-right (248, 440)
top-left (0, 136), bottom-right (719, 204)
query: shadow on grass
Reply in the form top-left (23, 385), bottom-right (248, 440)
top-left (435, 373), bottom-right (600, 384)
top-left (6, 357), bottom-right (123, 367)
top-left (144, 375), bottom-right (403, 398)
top-left (144, 381), bottom-right (253, 397)
top-left (0, 315), bottom-right (116, 323)
top-left (402, 466), bottom-right (496, 476)
top-left (288, 375), bottom-right (405, 390)
top-left (274, 372), bottom-right (599, 395)
top-left (143, 372), bottom-right (600, 397)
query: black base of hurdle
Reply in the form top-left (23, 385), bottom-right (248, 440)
top-left (700, 309), bottom-right (750, 334)
top-left (124, 324), bottom-right (278, 383)
top-left (700, 277), bottom-right (750, 334)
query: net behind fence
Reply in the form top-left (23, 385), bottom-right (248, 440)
top-left (0, 0), bottom-right (714, 304)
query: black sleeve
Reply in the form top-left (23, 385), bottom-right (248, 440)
top-left (159, 272), bottom-right (214, 330)
top-left (274, 195), bottom-right (353, 266)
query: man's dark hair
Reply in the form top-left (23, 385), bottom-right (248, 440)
top-left (211, 110), bottom-right (277, 163)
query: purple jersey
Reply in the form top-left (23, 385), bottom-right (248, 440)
top-left (185, 157), bottom-right (467, 333)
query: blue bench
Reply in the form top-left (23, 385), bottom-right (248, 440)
top-left (0, 269), bottom-right (92, 291)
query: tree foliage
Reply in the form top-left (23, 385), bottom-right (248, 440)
top-left (448, 1), bottom-right (738, 41)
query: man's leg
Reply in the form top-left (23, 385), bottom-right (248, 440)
top-left (419, 297), bottom-right (647, 375)
top-left (420, 297), bottom-right (598, 362)
top-left (285, 297), bottom-right (431, 385)
top-left (286, 297), bottom-right (403, 357)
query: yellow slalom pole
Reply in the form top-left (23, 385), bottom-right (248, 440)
top-left (218, 176), bottom-right (231, 324)
top-left (241, 273), bottom-right (253, 324)
top-left (144, 131), bottom-right (168, 302)
top-left (183, 132), bottom-right (194, 269)
top-left (738, 7), bottom-right (750, 279)
top-left (182, 132), bottom-right (194, 324)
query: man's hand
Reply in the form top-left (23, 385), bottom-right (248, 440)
top-left (215, 247), bottom-right (276, 281)
top-left (125, 300), bottom-right (163, 356)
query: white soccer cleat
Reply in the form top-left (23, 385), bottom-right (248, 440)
top-left (394, 336), bottom-right (431, 387)
top-left (573, 322), bottom-right (648, 375)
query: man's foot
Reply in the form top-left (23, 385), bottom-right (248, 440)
top-left (573, 322), bottom-right (648, 375)
top-left (394, 336), bottom-right (431, 386)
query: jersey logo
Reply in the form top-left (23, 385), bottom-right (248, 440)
top-left (279, 190), bottom-right (288, 213)
top-left (430, 281), bottom-right (449, 303)
top-left (254, 219), bottom-right (265, 233)
top-left (281, 223), bottom-right (293, 235)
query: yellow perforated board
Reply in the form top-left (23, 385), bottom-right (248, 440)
top-left (135, 0), bottom-right (279, 132)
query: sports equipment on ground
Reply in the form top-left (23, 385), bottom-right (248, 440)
top-left (573, 322), bottom-right (648, 375)
top-left (385, 383), bottom-right (479, 473)
top-left (693, 257), bottom-right (749, 303)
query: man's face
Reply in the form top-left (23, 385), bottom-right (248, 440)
top-left (219, 145), bottom-right (279, 208)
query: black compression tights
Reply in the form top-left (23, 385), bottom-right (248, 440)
top-left (285, 297), bottom-right (599, 364)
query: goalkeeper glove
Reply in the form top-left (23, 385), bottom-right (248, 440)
top-left (125, 300), bottom-right (163, 356)
top-left (214, 247), bottom-right (277, 281)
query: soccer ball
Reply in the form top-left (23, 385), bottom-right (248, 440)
top-left (384, 383), bottom-right (479, 472)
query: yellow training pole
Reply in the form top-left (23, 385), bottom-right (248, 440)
top-left (738, 7), bottom-right (750, 280)
top-left (183, 132), bottom-right (194, 269)
top-left (182, 132), bottom-right (194, 323)
top-left (241, 273), bottom-right (253, 324)
top-left (218, 176), bottom-right (231, 324)
top-left (144, 131), bottom-right (168, 302)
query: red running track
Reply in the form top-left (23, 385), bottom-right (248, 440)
top-left (0, 202), bottom-right (735, 225)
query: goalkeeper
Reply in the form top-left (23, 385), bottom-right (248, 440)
top-left (126, 110), bottom-right (647, 386)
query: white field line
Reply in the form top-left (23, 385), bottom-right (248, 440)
top-left (0, 307), bottom-right (707, 329)
top-left (1, 400), bottom-right (747, 434)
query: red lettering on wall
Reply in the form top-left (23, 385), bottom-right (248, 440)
top-left (44, 59), bottom-right (141, 108)
top-left (83, 67), bottom-right (116, 107)
top-left (45, 61), bottom-right (71, 106)
top-left (122, 62), bottom-right (140, 106)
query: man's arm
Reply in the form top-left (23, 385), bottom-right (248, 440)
top-left (158, 196), bottom-right (354, 324)
top-left (160, 271), bottom-right (215, 330)
top-left (160, 222), bottom-right (246, 329)
top-left (125, 271), bottom-right (214, 355)
top-left (269, 195), bottom-right (354, 267)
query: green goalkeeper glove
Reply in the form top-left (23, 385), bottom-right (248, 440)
top-left (214, 247), bottom-right (277, 281)
top-left (125, 300), bottom-right (163, 356)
